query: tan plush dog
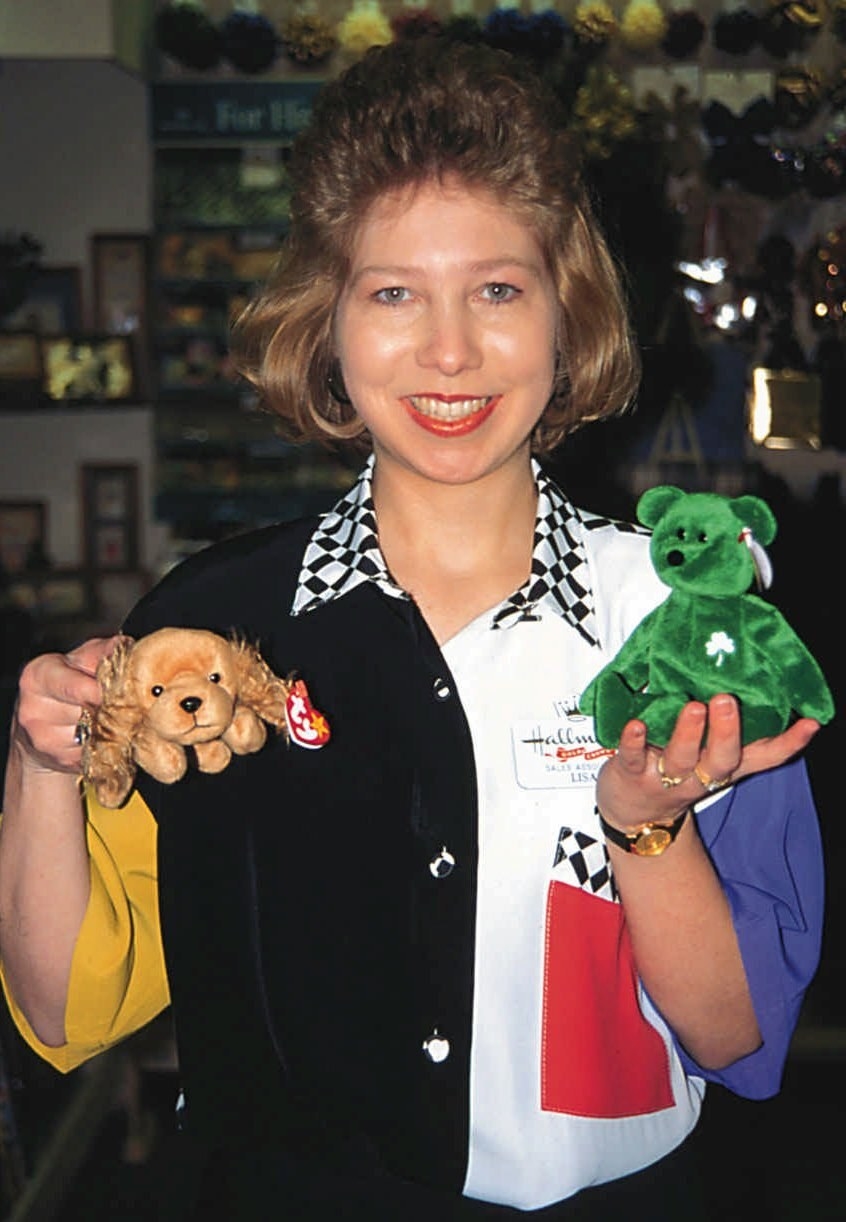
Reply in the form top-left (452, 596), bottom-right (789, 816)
top-left (82, 627), bottom-right (293, 808)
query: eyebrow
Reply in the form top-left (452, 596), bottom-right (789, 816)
top-left (348, 256), bottom-right (544, 286)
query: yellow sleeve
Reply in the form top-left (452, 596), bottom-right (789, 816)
top-left (1, 786), bottom-right (170, 1074)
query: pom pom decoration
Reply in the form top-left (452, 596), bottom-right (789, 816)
top-left (442, 14), bottom-right (484, 44)
top-left (661, 10), bottom-right (705, 59)
top-left (758, 2), bottom-right (818, 58)
top-left (712, 9), bottom-right (760, 55)
top-left (280, 14), bottom-right (338, 65)
top-left (482, 8), bottom-right (534, 56)
top-left (619, 0), bottom-right (667, 54)
top-left (154, 1), bottom-right (223, 71)
top-left (834, 0), bottom-right (846, 42)
top-left (481, 7), bottom-right (568, 62)
top-left (220, 9), bottom-right (280, 73)
top-left (337, 0), bottom-right (393, 57)
top-left (391, 7), bottom-right (443, 41)
top-left (572, 1), bottom-right (617, 51)
top-left (774, 68), bottom-right (824, 129)
top-left (570, 66), bottom-right (638, 161)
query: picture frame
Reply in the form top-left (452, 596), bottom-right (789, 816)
top-left (8, 569), bottom-right (92, 620)
top-left (91, 233), bottom-right (150, 340)
top-left (0, 331), bottom-right (43, 390)
top-left (81, 464), bottom-right (139, 573)
top-left (3, 265), bottom-right (83, 335)
top-left (0, 500), bottom-right (47, 575)
top-left (41, 334), bottom-right (137, 403)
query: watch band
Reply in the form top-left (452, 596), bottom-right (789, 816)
top-left (597, 806), bottom-right (689, 858)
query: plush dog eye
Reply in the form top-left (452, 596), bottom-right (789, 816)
top-left (675, 527), bottom-right (687, 541)
top-left (698, 531), bottom-right (708, 543)
top-left (208, 672), bottom-right (221, 683)
top-left (151, 685), bottom-right (163, 697)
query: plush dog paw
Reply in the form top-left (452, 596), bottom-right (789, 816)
top-left (194, 739), bottom-right (233, 774)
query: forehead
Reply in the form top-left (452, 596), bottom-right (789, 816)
top-left (351, 176), bottom-right (543, 262)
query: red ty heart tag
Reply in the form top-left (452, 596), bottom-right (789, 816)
top-left (285, 679), bottom-right (331, 749)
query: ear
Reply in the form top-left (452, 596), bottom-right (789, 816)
top-left (636, 485), bottom-right (686, 529)
top-left (92, 637), bottom-right (144, 749)
top-left (729, 495), bottom-right (777, 546)
top-left (229, 636), bottom-right (291, 732)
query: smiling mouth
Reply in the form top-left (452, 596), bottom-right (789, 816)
top-left (407, 395), bottom-right (492, 422)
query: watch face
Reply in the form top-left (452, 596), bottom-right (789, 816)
top-left (633, 827), bottom-right (673, 857)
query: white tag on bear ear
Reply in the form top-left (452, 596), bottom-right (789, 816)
top-left (739, 526), bottom-right (773, 591)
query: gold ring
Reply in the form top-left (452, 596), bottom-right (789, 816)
top-left (657, 755), bottom-right (688, 788)
top-left (693, 763), bottom-right (731, 794)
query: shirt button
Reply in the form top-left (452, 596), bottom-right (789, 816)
top-left (422, 1031), bottom-right (450, 1063)
top-left (429, 847), bottom-right (455, 879)
top-left (433, 678), bottom-right (451, 701)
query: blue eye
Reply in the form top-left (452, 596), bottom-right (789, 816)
top-left (374, 286), bottom-right (410, 304)
top-left (482, 282), bottom-right (519, 302)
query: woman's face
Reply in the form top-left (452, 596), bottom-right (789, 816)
top-left (333, 177), bottom-right (558, 490)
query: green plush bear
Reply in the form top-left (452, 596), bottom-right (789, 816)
top-left (579, 485), bottom-right (835, 747)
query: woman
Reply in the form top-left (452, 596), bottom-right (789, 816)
top-left (0, 39), bottom-right (823, 1220)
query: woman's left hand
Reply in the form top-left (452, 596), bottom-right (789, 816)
top-left (595, 694), bottom-right (821, 833)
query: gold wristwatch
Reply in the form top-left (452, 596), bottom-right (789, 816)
top-left (597, 806), bottom-right (688, 857)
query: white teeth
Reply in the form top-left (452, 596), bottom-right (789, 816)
top-left (408, 396), bottom-right (490, 421)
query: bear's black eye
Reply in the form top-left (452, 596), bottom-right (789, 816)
top-left (208, 672), bottom-right (221, 683)
top-left (698, 531), bottom-right (707, 543)
top-left (676, 527), bottom-right (686, 540)
top-left (151, 685), bottom-right (163, 697)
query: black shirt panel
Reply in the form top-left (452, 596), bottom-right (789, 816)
top-left (128, 523), bottom-right (478, 1191)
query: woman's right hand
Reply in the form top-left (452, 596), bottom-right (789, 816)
top-left (12, 637), bottom-right (122, 776)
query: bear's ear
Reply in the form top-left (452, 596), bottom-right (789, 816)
top-left (729, 495), bottom-right (777, 546)
top-left (636, 485), bottom-right (685, 529)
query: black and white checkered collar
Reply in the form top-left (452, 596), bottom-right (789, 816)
top-left (291, 456), bottom-right (622, 646)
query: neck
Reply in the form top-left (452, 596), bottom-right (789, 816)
top-left (371, 453), bottom-right (539, 643)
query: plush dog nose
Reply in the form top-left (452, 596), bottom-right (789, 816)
top-left (180, 696), bottom-right (203, 714)
top-left (667, 550), bottom-right (684, 567)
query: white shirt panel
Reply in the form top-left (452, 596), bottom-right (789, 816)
top-left (443, 534), bottom-right (702, 1210)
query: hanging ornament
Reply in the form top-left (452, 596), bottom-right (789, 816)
top-left (572, 1), bottom-right (617, 53)
top-left (154, 0), bottom-right (223, 71)
top-left (220, 5), bottom-right (280, 73)
top-left (774, 68), bottom-right (824, 130)
top-left (619, 0), bottom-right (667, 53)
top-left (280, 13), bottom-right (338, 65)
top-left (834, 0), bottom-right (846, 43)
top-left (482, 7), bottom-right (533, 56)
top-left (337, 0), bottom-right (393, 57)
top-left (661, 10), bottom-right (706, 59)
top-left (758, 1), bottom-right (818, 58)
top-left (442, 14), bottom-right (484, 43)
top-left (570, 66), bottom-right (638, 161)
top-left (712, 9), bottom-right (760, 55)
top-left (391, 6), bottom-right (443, 41)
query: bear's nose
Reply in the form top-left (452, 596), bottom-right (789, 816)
top-left (180, 696), bottom-right (203, 714)
top-left (667, 549), bottom-right (684, 567)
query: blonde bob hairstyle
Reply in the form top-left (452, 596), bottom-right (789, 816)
top-left (231, 37), bottom-right (640, 456)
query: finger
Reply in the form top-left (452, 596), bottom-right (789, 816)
top-left (20, 654), bottom-right (102, 712)
top-left (660, 700), bottom-right (709, 774)
top-left (736, 718), bottom-right (821, 781)
top-left (65, 635), bottom-right (124, 678)
top-left (614, 719), bottom-right (649, 774)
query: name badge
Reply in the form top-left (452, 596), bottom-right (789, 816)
top-left (512, 715), bottom-right (614, 789)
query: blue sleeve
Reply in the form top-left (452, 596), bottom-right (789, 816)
top-left (676, 757), bottom-right (824, 1099)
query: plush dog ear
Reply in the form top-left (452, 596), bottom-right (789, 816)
top-left (229, 637), bottom-right (292, 734)
top-left (82, 637), bottom-right (144, 808)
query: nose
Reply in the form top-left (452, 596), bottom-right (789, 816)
top-left (417, 302), bottom-right (482, 374)
top-left (180, 696), bottom-right (202, 714)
